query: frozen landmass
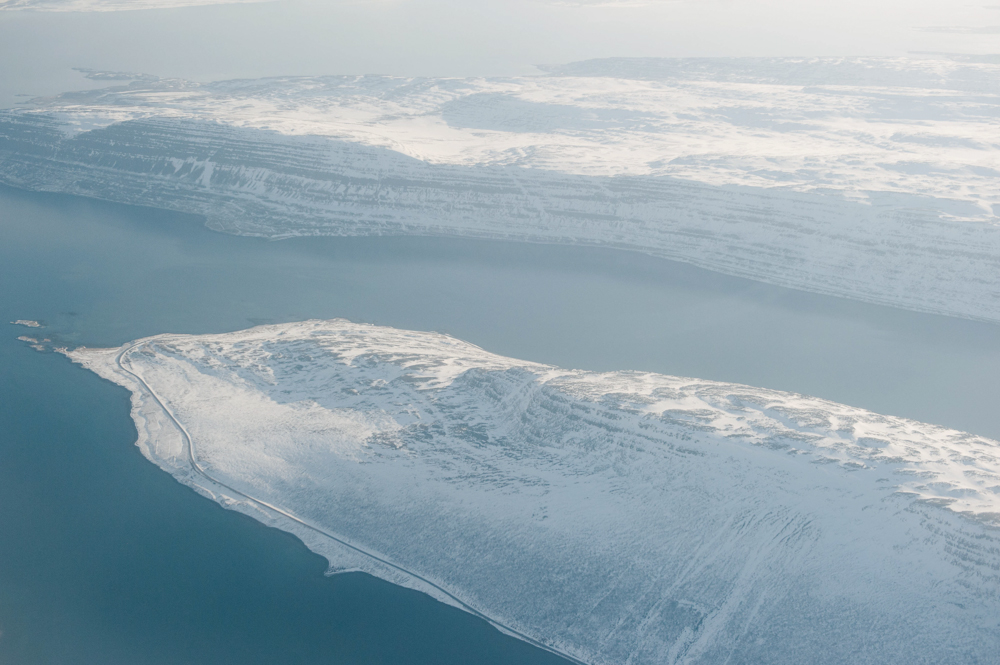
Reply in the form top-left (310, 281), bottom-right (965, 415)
top-left (68, 320), bottom-right (1000, 665)
top-left (0, 0), bottom-right (267, 11)
top-left (2, 56), bottom-right (1000, 322)
top-left (17, 335), bottom-right (49, 350)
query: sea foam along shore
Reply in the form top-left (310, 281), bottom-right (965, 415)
top-left (66, 319), bottom-right (1000, 665)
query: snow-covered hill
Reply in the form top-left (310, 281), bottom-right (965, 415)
top-left (69, 320), bottom-right (1000, 665)
top-left (2, 56), bottom-right (999, 322)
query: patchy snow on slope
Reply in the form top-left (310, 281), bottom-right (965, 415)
top-left (2, 57), bottom-right (999, 323)
top-left (69, 319), bottom-right (1000, 665)
top-left (17, 57), bottom-right (1000, 202)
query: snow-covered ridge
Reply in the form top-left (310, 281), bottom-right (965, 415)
top-left (539, 54), bottom-right (1000, 90)
top-left (69, 319), bottom-right (1000, 665)
top-left (2, 57), bottom-right (999, 321)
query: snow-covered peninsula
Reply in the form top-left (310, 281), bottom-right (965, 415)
top-left (3, 56), bottom-right (1000, 322)
top-left (68, 320), bottom-right (1000, 665)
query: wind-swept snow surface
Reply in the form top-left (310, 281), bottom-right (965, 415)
top-left (2, 56), bottom-right (1000, 322)
top-left (70, 320), bottom-right (1000, 665)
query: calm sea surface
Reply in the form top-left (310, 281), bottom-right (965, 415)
top-left (2, 184), bottom-right (1000, 664)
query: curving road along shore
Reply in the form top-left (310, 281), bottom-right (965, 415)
top-left (114, 340), bottom-right (587, 665)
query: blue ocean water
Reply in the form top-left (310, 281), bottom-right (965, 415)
top-left (2, 183), bottom-right (1000, 663)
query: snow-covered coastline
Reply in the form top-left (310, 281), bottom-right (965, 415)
top-left (3, 56), bottom-right (1000, 323)
top-left (67, 319), bottom-right (1000, 665)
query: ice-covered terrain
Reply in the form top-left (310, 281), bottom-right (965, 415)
top-left (0, 0), bottom-right (268, 11)
top-left (2, 56), bottom-right (999, 322)
top-left (69, 319), bottom-right (1000, 665)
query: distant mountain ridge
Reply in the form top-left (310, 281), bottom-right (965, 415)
top-left (538, 54), bottom-right (1000, 90)
top-left (2, 57), bottom-right (998, 321)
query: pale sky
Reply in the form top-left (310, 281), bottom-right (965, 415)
top-left (1, 0), bottom-right (998, 107)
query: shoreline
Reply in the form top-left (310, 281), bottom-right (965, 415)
top-left (3, 180), bottom-right (999, 331)
top-left (4, 60), bottom-right (999, 326)
top-left (65, 337), bottom-right (590, 665)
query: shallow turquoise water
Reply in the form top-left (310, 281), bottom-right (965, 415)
top-left (2, 184), bottom-right (1000, 663)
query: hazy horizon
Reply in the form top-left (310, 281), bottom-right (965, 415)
top-left (2, 0), bottom-right (999, 107)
